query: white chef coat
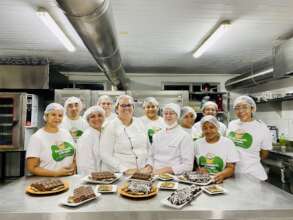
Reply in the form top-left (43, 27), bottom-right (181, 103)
top-left (60, 115), bottom-right (88, 141)
top-left (192, 121), bottom-right (227, 140)
top-left (76, 127), bottom-right (102, 175)
top-left (100, 117), bottom-right (149, 172)
top-left (103, 112), bottom-right (117, 128)
top-left (194, 136), bottom-right (239, 174)
top-left (26, 128), bottom-right (75, 171)
top-left (227, 119), bottom-right (273, 181)
top-left (147, 125), bottom-right (194, 175)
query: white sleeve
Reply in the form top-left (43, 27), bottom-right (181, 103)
top-left (172, 134), bottom-right (194, 175)
top-left (225, 139), bottom-right (240, 163)
top-left (26, 134), bottom-right (42, 159)
top-left (76, 133), bottom-right (96, 175)
top-left (260, 124), bottom-right (273, 150)
top-left (100, 122), bottom-right (126, 172)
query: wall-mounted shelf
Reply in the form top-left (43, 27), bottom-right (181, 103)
top-left (189, 92), bottom-right (227, 95)
top-left (256, 95), bottom-right (293, 104)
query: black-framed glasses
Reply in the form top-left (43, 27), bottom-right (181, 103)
top-left (119, 104), bottom-right (133, 108)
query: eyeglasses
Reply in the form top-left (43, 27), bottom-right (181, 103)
top-left (234, 106), bottom-right (251, 112)
top-left (119, 104), bottom-right (133, 108)
top-left (100, 102), bottom-right (112, 106)
top-left (163, 111), bottom-right (176, 116)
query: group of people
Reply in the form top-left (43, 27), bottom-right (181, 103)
top-left (26, 94), bottom-right (272, 183)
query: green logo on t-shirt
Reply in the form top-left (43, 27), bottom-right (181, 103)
top-left (51, 142), bottom-right (74, 161)
top-left (147, 127), bottom-right (161, 144)
top-left (70, 128), bottom-right (83, 139)
top-left (198, 153), bottom-right (224, 173)
top-left (228, 130), bottom-right (253, 149)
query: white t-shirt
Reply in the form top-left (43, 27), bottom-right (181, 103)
top-left (194, 136), bottom-right (239, 174)
top-left (147, 125), bottom-right (194, 175)
top-left (26, 128), bottom-right (75, 171)
top-left (192, 121), bottom-right (227, 140)
top-left (60, 115), bottom-right (88, 141)
top-left (100, 117), bottom-right (149, 172)
top-left (227, 119), bottom-right (273, 180)
top-left (139, 116), bottom-right (165, 143)
top-left (76, 127), bottom-right (102, 175)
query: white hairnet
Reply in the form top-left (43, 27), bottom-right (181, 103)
top-left (43, 103), bottom-right (64, 121)
top-left (114, 95), bottom-right (134, 109)
top-left (200, 115), bottom-right (220, 130)
top-left (142, 97), bottom-right (159, 108)
top-left (83, 106), bottom-right (105, 122)
top-left (233, 95), bottom-right (256, 111)
top-left (97, 95), bottom-right (113, 104)
top-left (64, 96), bottom-right (82, 110)
top-left (180, 106), bottom-right (197, 120)
top-left (201, 101), bottom-right (218, 112)
top-left (163, 103), bottom-right (181, 118)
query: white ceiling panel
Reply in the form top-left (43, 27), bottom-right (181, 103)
top-left (0, 0), bottom-right (293, 73)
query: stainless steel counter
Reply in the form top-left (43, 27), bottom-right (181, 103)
top-left (270, 149), bottom-right (293, 158)
top-left (1, 174), bottom-right (293, 220)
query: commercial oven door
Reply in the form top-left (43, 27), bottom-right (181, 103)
top-left (0, 93), bottom-right (24, 149)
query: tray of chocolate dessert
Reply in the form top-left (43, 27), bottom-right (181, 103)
top-left (175, 172), bottom-right (214, 186)
top-left (60, 186), bottom-right (101, 207)
top-left (161, 185), bottom-right (202, 209)
top-left (118, 180), bottom-right (158, 199)
top-left (26, 178), bottom-right (69, 195)
top-left (82, 171), bottom-right (122, 184)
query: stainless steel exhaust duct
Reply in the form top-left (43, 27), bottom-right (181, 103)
top-left (225, 58), bottom-right (274, 91)
top-left (56, 0), bottom-right (129, 90)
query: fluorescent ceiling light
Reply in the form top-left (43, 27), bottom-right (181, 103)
top-left (36, 9), bottom-right (76, 52)
top-left (193, 21), bottom-right (231, 58)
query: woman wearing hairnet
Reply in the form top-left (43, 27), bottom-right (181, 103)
top-left (76, 106), bottom-right (105, 175)
top-left (100, 95), bottom-right (149, 175)
top-left (227, 95), bottom-right (272, 181)
top-left (97, 95), bottom-right (117, 127)
top-left (139, 97), bottom-right (165, 143)
top-left (143, 103), bottom-right (194, 175)
top-left (60, 96), bottom-right (88, 141)
top-left (180, 106), bottom-right (197, 138)
top-left (194, 115), bottom-right (239, 183)
top-left (192, 101), bottom-right (226, 140)
top-left (26, 103), bottom-right (76, 177)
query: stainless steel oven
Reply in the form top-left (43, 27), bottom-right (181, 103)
top-left (0, 93), bottom-right (24, 150)
top-left (0, 93), bottom-right (38, 150)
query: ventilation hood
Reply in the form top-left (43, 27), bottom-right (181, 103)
top-left (56, 0), bottom-right (129, 90)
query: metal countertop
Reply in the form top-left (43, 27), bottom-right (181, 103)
top-left (1, 174), bottom-right (293, 220)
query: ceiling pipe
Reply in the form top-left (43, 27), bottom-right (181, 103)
top-left (56, 0), bottom-right (129, 90)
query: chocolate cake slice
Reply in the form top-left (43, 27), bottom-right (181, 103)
top-left (131, 172), bottom-right (152, 181)
top-left (68, 186), bottom-right (96, 203)
top-left (30, 179), bottom-right (64, 192)
top-left (91, 171), bottom-right (115, 181)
